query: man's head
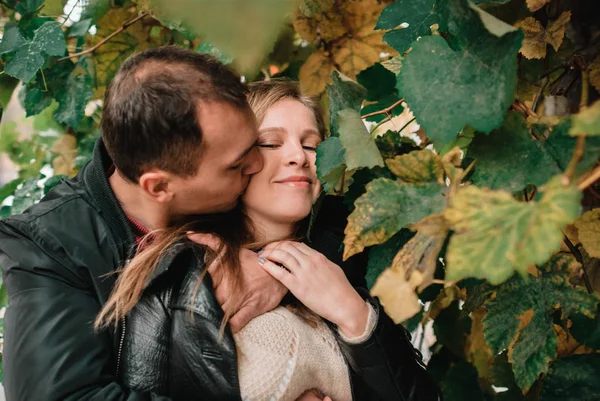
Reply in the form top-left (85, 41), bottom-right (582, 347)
top-left (102, 46), bottom-right (262, 216)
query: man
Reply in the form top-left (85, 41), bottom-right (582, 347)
top-left (0, 46), bottom-right (287, 400)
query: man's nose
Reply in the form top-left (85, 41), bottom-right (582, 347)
top-left (242, 147), bottom-right (263, 175)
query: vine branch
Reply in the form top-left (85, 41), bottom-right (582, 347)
top-left (58, 12), bottom-right (148, 62)
top-left (578, 165), bottom-right (600, 191)
top-left (361, 98), bottom-right (404, 119)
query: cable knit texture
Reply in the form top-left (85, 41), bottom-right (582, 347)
top-left (234, 306), bottom-right (352, 401)
top-left (234, 302), bottom-right (377, 401)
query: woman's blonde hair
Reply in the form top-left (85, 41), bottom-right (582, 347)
top-left (96, 79), bottom-right (326, 332)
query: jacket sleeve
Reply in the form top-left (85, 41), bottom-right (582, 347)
top-left (336, 290), bottom-right (442, 401)
top-left (0, 224), bottom-right (171, 401)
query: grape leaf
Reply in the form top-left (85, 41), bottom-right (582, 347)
top-left (483, 255), bottom-right (599, 391)
top-left (53, 59), bottom-right (94, 129)
top-left (540, 354), bottom-right (600, 401)
top-left (4, 21), bottom-right (66, 83)
top-left (526, 0), bottom-right (550, 12)
top-left (295, 0), bottom-right (395, 94)
top-left (68, 18), bottom-right (93, 38)
top-left (469, 112), bottom-right (562, 191)
top-left (397, 0), bottom-right (522, 145)
top-left (515, 12), bottom-right (571, 59)
top-left (543, 118), bottom-right (600, 174)
top-left (337, 108), bottom-right (384, 171)
top-left (377, 0), bottom-right (448, 55)
top-left (574, 209), bottom-right (600, 259)
top-left (137, 0), bottom-right (294, 73)
top-left (0, 22), bottom-right (26, 55)
top-left (569, 99), bottom-right (600, 137)
top-left (385, 149), bottom-right (444, 184)
top-left (315, 136), bottom-right (346, 192)
top-left (327, 71), bottom-right (367, 137)
top-left (366, 229), bottom-right (414, 289)
top-left (344, 178), bottom-right (446, 259)
top-left (445, 176), bottom-right (581, 284)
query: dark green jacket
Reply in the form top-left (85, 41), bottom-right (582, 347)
top-left (0, 139), bottom-right (170, 400)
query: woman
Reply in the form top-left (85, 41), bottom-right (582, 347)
top-left (96, 79), bottom-right (440, 401)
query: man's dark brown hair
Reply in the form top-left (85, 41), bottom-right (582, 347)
top-left (101, 46), bottom-right (249, 182)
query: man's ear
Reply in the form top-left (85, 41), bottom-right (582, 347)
top-left (138, 170), bottom-right (174, 203)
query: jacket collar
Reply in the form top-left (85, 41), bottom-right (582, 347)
top-left (82, 138), bottom-right (137, 261)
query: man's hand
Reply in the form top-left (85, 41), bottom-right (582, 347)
top-left (188, 233), bottom-right (287, 332)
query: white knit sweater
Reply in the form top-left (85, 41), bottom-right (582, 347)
top-left (233, 303), bottom-right (377, 401)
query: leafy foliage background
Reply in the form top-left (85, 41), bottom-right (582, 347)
top-left (1, 0), bottom-right (600, 398)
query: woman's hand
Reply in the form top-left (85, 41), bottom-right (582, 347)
top-left (258, 241), bottom-right (370, 338)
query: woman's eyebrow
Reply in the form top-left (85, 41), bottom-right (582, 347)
top-left (258, 127), bottom-right (286, 135)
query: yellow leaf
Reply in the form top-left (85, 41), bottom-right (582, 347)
top-left (299, 50), bottom-right (336, 96)
top-left (381, 55), bottom-right (402, 75)
top-left (526, 0), bottom-right (550, 12)
top-left (371, 268), bottom-right (423, 324)
top-left (52, 134), bottom-right (78, 177)
top-left (515, 17), bottom-right (546, 59)
top-left (554, 323), bottom-right (588, 358)
top-left (590, 55), bottom-right (600, 92)
top-left (466, 308), bottom-right (494, 378)
top-left (515, 12), bottom-right (571, 60)
top-left (574, 209), bottom-right (600, 258)
top-left (294, 0), bottom-right (396, 94)
top-left (544, 11), bottom-right (571, 52)
top-left (441, 146), bottom-right (464, 184)
top-left (385, 149), bottom-right (444, 184)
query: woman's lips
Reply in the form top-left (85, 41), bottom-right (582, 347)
top-left (275, 175), bottom-right (312, 188)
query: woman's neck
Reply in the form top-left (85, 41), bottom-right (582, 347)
top-left (246, 211), bottom-right (295, 243)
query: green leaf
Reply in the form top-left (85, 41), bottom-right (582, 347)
top-left (0, 178), bottom-right (24, 204)
top-left (483, 255), bottom-right (599, 391)
top-left (136, 0), bottom-right (295, 73)
top-left (0, 22), bottom-right (26, 55)
top-left (21, 86), bottom-right (53, 117)
top-left (356, 62), bottom-right (397, 102)
top-left (53, 60), bottom-right (94, 128)
top-left (43, 174), bottom-right (66, 195)
top-left (444, 176), bottom-right (581, 284)
top-left (316, 136), bottom-right (346, 192)
top-left (385, 149), bottom-right (444, 184)
top-left (16, 0), bottom-right (44, 14)
top-left (434, 300), bottom-right (472, 357)
top-left (377, 0), bottom-right (448, 55)
top-left (540, 354), bottom-right (600, 401)
top-left (366, 229), bottom-right (414, 289)
top-left (337, 108), bottom-right (384, 171)
top-left (570, 312), bottom-right (600, 350)
top-left (469, 112), bottom-right (562, 191)
top-left (41, 0), bottom-right (68, 16)
top-left (570, 99), bottom-right (600, 136)
top-left (327, 71), bottom-right (366, 137)
top-left (344, 178), bottom-right (446, 259)
top-left (68, 18), bottom-right (93, 38)
top-left (4, 21), bottom-right (67, 82)
top-left (397, 0), bottom-right (522, 145)
top-left (544, 118), bottom-right (600, 175)
top-left (196, 41), bottom-right (234, 64)
top-left (30, 21), bottom-right (67, 57)
top-left (80, 0), bottom-right (112, 24)
top-left (5, 43), bottom-right (45, 82)
top-left (440, 360), bottom-right (485, 401)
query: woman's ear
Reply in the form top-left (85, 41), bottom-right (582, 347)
top-left (138, 170), bottom-right (174, 203)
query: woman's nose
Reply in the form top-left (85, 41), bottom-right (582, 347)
top-left (285, 143), bottom-right (308, 166)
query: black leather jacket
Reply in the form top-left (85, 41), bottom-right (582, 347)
top-left (121, 240), bottom-right (442, 401)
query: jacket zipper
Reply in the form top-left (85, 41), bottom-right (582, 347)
top-left (115, 316), bottom-right (126, 376)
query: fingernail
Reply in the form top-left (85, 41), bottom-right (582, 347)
top-left (258, 257), bottom-right (266, 264)
top-left (257, 249), bottom-right (264, 255)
